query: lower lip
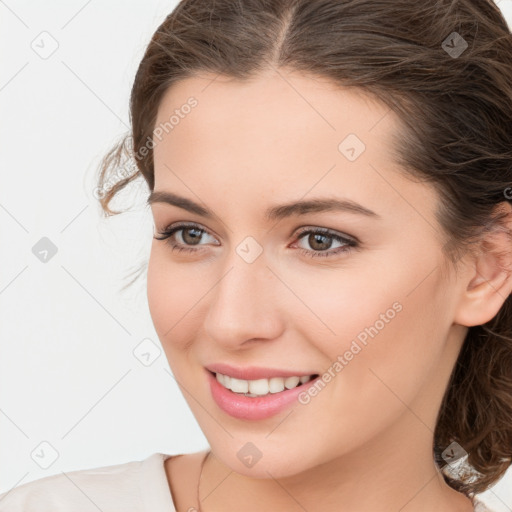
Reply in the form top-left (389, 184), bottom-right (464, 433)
top-left (207, 370), bottom-right (320, 420)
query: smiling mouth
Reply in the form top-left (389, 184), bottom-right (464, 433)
top-left (209, 370), bottom-right (320, 397)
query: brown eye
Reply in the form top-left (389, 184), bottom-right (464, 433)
top-left (180, 227), bottom-right (204, 245)
top-left (305, 232), bottom-right (334, 251)
top-left (154, 222), bottom-right (218, 253)
top-left (294, 228), bottom-right (358, 259)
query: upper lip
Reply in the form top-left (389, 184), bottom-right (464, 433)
top-left (205, 363), bottom-right (317, 381)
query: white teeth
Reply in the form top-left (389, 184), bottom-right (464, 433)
top-left (284, 376), bottom-right (300, 389)
top-left (215, 372), bottom-right (315, 397)
top-left (248, 378), bottom-right (269, 395)
top-left (229, 377), bottom-right (249, 393)
top-left (269, 377), bottom-right (285, 393)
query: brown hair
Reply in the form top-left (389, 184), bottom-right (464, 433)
top-left (96, 0), bottom-right (512, 498)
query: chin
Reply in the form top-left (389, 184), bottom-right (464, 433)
top-left (208, 437), bottom-right (316, 480)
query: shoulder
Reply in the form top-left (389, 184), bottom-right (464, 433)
top-left (0, 452), bottom-right (173, 512)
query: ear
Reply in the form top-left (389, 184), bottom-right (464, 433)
top-left (453, 201), bottom-right (512, 327)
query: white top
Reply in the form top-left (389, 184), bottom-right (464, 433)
top-left (0, 452), bottom-right (496, 511)
top-left (0, 452), bottom-right (176, 512)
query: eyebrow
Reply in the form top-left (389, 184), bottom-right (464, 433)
top-left (147, 191), bottom-right (380, 221)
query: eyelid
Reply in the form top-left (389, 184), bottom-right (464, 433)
top-left (294, 225), bottom-right (358, 242)
top-left (156, 221), bottom-right (216, 238)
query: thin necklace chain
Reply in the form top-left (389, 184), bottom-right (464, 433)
top-left (196, 450), bottom-right (211, 512)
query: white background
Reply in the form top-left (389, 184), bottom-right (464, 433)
top-left (1, 1), bottom-right (512, 510)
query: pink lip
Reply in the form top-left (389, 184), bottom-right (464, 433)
top-left (205, 362), bottom-right (316, 380)
top-left (206, 369), bottom-right (320, 420)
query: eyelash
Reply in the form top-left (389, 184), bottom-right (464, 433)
top-left (153, 222), bottom-right (358, 259)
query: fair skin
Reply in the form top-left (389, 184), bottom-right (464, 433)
top-left (146, 68), bottom-right (512, 512)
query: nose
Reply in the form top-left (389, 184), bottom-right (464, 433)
top-left (202, 251), bottom-right (286, 350)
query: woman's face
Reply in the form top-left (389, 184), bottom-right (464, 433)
top-left (147, 69), bottom-right (469, 478)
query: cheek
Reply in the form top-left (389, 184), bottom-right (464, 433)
top-left (316, 261), bottom-right (450, 418)
top-left (298, 245), bottom-right (450, 397)
top-left (146, 247), bottom-right (171, 336)
top-left (278, 253), bottom-right (413, 357)
top-left (147, 244), bottom-right (218, 367)
top-left (146, 245), bottom-right (199, 346)
top-left (290, 268), bottom-right (451, 458)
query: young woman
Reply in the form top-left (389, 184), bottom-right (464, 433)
top-left (2, 0), bottom-right (512, 511)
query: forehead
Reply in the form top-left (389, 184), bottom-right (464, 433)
top-left (153, 70), bottom-right (395, 175)
top-left (151, 70), bottom-right (437, 226)
top-left (154, 70), bottom-right (394, 153)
